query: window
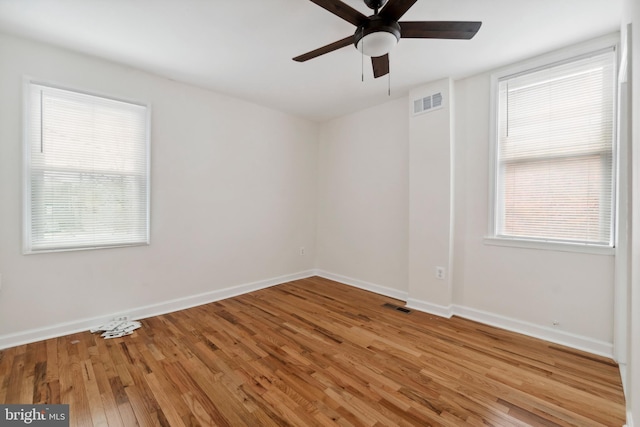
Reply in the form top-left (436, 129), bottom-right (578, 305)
top-left (24, 81), bottom-right (149, 253)
top-left (491, 47), bottom-right (617, 249)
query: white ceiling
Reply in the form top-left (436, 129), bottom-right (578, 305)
top-left (0, 0), bottom-right (623, 122)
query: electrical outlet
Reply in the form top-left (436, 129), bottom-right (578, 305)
top-left (300, 246), bottom-right (305, 256)
top-left (552, 320), bottom-right (560, 327)
top-left (435, 267), bottom-right (445, 280)
top-left (114, 316), bottom-right (130, 322)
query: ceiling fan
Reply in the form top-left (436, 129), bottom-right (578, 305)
top-left (293, 0), bottom-right (482, 78)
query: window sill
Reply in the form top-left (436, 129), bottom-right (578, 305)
top-left (23, 242), bottom-right (149, 255)
top-left (483, 237), bottom-right (615, 256)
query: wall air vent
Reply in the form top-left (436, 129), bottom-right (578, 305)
top-left (413, 92), bottom-right (443, 115)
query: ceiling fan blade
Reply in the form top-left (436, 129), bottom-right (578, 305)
top-left (308, 0), bottom-right (368, 26)
top-left (371, 54), bottom-right (389, 78)
top-left (379, 0), bottom-right (418, 21)
top-left (399, 21), bottom-right (482, 39)
top-left (293, 36), bottom-right (354, 62)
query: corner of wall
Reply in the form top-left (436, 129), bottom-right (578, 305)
top-left (408, 77), bottom-right (455, 308)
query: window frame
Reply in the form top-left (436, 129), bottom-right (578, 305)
top-left (486, 35), bottom-right (618, 255)
top-left (22, 77), bottom-right (151, 254)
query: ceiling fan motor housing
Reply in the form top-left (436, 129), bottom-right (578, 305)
top-left (363, 0), bottom-right (387, 10)
top-left (354, 16), bottom-right (401, 57)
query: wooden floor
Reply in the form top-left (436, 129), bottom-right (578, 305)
top-left (0, 277), bottom-right (626, 426)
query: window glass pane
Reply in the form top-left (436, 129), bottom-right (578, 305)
top-left (494, 49), bottom-right (616, 246)
top-left (501, 154), bottom-right (610, 243)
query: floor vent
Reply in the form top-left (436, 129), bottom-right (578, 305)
top-left (382, 303), bottom-right (412, 314)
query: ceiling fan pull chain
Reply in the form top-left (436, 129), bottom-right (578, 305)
top-left (388, 59), bottom-right (391, 96)
top-left (506, 82), bottom-right (510, 137)
top-left (361, 39), bottom-right (364, 82)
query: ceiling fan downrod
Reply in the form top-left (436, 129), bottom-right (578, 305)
top-left (363, 0), bottom-right (387, 13)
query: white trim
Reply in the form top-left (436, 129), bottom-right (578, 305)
top-left (483, 236), bottom-right (616, 255)
top-left (619, 363), bottom-right (628, 398)
top-left (488, 58), bottom-right (500, 237)
top-left (320, 273), bottom-right (610, 362)
top-left (23, 75), bottom-right (149, 107)
top-left (448, 78), bottom-right (456, 307)
top-left (619, 27), bottom-right (629, 84)
top-left (452, 305), bottom-right (613, 358)
top-left (22, 76), bottom-right (32, 254)
top-left (405, 298), bottom-right (453, 318)
top-left (316, 273), bottom-right (613, 358)
top-left (490, 34), bottom-right (619, 83)
top-left (0, 270), bottom-right (316, 350)
top-left (314, 270), bottom-right (409, 301)
top-left (626, 411), bottom-right (634, 427)
top-left (0, 270), bottom-right (615, 360)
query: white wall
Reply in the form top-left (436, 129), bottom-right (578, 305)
top-left (316, 97), bottom-right (409, 295)
top-left (0, 28), bottom-right (625, 388)
top-left (0, 34), bottom-right (319, 344)
top-left (623, 0), bottom-right (640, 423)
top-left (454, 70), bottom-right (615, 347)
top-left (408, 79), bottom-right (455, 311)
top-left (315, 43), bottom-right (617, 356)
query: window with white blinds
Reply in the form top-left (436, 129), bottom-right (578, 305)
top-left (493, 48), bottom-right (616, 247)
top-left (24, 82), bottom-right (149, 252)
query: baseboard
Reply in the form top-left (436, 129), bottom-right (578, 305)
top-left (314, 272), bottom-right (613, 358)
top-left (314, 270), bottom-right (409, 301)
top-left (1, 269), bottom-right (615, 360)
top-left (405, 298), bottom-right (453, 318)
top-left (452, 305), bottom-right (613, 358)
top-left (619, 363), bottom-right (628, 400)
top-left (315, 270), bottom-right (613, 358)
top-left (0, 270), bottom-right (316, 350)
top-left (619, 364), bottom-right (633, 427)
top-left (400, 299), bottom-right (612, 358)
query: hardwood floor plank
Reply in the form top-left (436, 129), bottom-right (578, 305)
top-left (89, 346), bottom-right (122, 426)
top-left (144, 373), bottom-right (187, 427)
top-left (165, 362), bottom-right (234, 427)
top-left (81, 359), bottom-right (110, 427)
top-left (124, 385), bottom-right (156, 427)
top-left (0, 277), bottom-right (626, 426)
top-left (4, 352), bottom-right (25, 403)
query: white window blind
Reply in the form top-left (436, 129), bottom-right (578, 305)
top-left (494, 48), bottom-right (616, 246)
top-left (25, 82), bottom-right (149, 252)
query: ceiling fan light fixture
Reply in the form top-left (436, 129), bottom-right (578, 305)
top-left (354, 18), bottom-right (400, 57)
top-left (356, 31), bottom-right (399, 57)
